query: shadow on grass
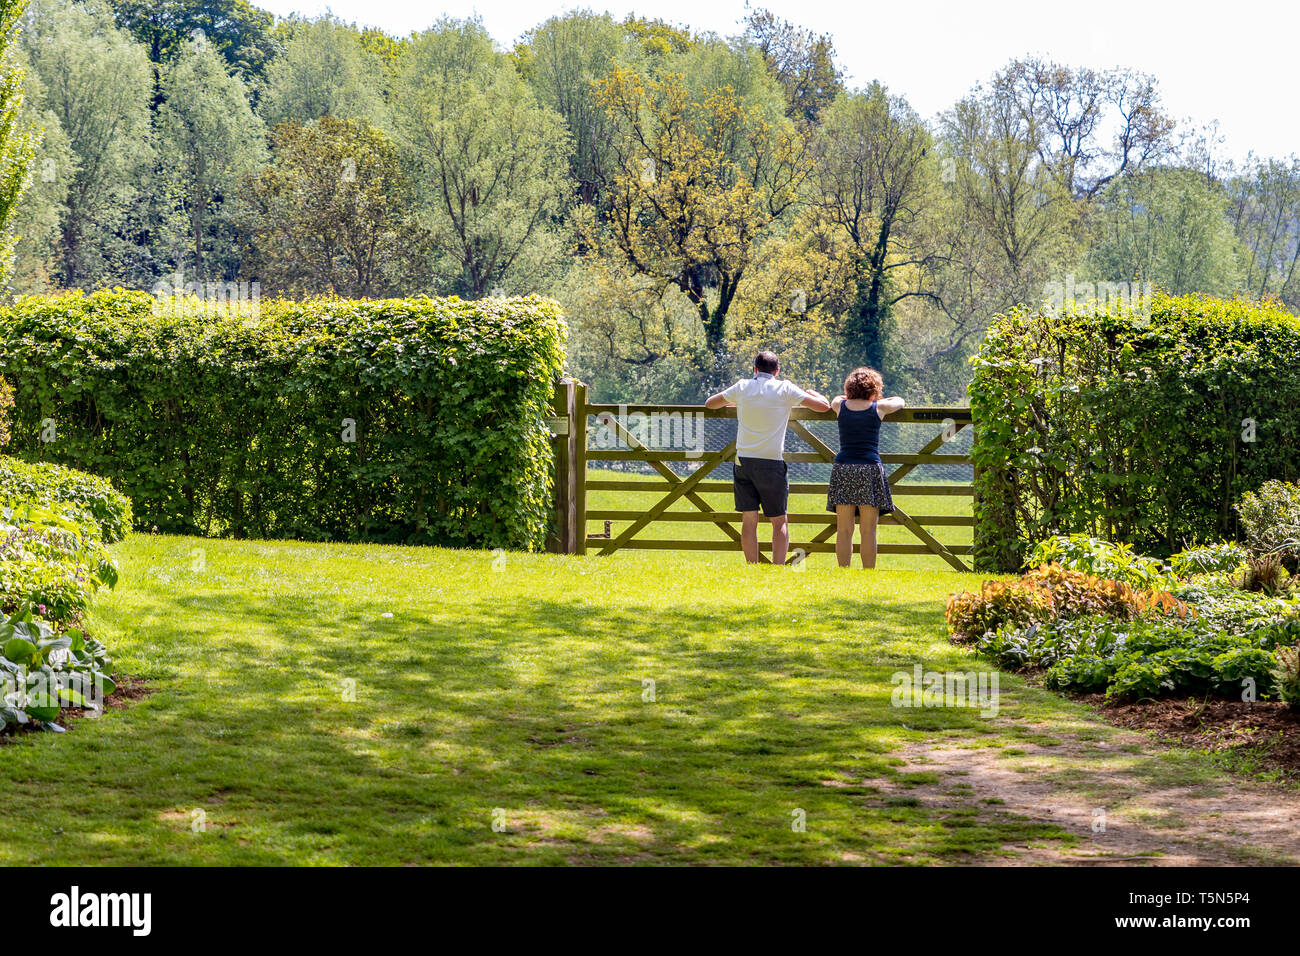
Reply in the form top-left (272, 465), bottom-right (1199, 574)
top-left (47, 585), bottom-right (1072, 863)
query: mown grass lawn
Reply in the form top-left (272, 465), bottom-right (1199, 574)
top-left (0, 524), bottom-right (1278, 865)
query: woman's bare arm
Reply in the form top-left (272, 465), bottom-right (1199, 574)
top-left (876, 396), bottom-right (906, 418)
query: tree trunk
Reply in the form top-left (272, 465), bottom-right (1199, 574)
top-left (846, 265), bottom-right (889, 369)
top-left (845, 226), bottom-right (892, 369)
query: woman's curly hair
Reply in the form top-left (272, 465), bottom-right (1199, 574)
top-left (844, 367), bottom-right (883, 401)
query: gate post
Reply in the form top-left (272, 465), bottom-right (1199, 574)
top-left (573, 382), bottom-right (588, 555)
top-left (547, 378), bottom-right (576, 553)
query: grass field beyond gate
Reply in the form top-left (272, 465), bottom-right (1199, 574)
top-left (585, 469), bottom-right (973, 566)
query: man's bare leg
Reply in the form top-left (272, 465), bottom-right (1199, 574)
top-left (741, 510), bottom-right (761, 563)
top-left (771, 514), bottom-right (790, 565)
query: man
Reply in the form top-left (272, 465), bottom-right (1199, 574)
top-left (705, 351), bottom-right (831, 564)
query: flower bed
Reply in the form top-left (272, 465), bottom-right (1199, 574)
top-left (0, 461), bottom-right (125, 732)
top-left (947, 534), bottom-right (1300, 703)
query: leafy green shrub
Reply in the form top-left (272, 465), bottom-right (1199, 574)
top-left (945, 563), bottom-right (1189, 642)
top-left (1236, 552), bottom-right (1292, 594)
top-left (1026, 562), bottom-right (1190, 620)
top-left (0, 610), bottom-right (114, 728)
top-left (0, 501), bottom-right (119, 624)
top-left (0, 497), bottom-right (119, 731)
top-left (1025, 534), bottom-right (1170, 589)
top-left (1236, 480), bottom-right (1300, 568)
top-left (0, 376), bottom-right (12, 448)
top-left (961, 543), bottom-right (1300, 701)
top-left (1167, 574), bottom-right (1298, 632)
top-left (971, 293), bottom-right (1300, 572)
top-left (1169, 542), bottom-right (1248, 577)
top-left (1273, 643), bottom-right (1300, 707)
top-left (0, 455), bottom-right (122, 731)
top-left (979, 613), bottom-right (1298, 701)
top-left (0, 290), bottom-right (567, 549)
top-left (0, 457), bottom-right (132, 543)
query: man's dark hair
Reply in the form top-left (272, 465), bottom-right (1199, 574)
top-left (754, 351), bottom-right (779, 374)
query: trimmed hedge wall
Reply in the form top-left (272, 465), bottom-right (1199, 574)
top-left (970, 292), bottom-right (1300, 572)
top-left (0, 291), bottom-right (567, 550)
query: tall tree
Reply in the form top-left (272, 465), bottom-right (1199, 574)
top-left (154, 35), bottom-right (267, 277)
top-left (897, 74), bottom-right (1082, 384)
top-left (0, 0), bottom-right (35, 288)
top-left (1228, 155), bottom-right (1300, 309)
top-left (1180, 119), bottom-right (1232, 185)
top-left (743, 7), bottom-right (842, 125)
top-left (995, 58), bottom-right (1175, 199)
top-left (620, 16), bottom-right (692, 58)
top-left (242, 116), bottom-right (417, 296)
top-left (105, 0), bottom-right (276, 86)
top-left (1088, 166), bottom-right (1243, 296)
top-left (811, 84), bottom-right (935, 369)
top-left (9, 43), bottom-right (69, 292)
top-left (670, 36), bottom-right (787, 122)
top-left (393, 20), bottom-right (572, 297)
top-left (258, 15), bottom-right (387, 130)
top-left (22, 0), bottom-right (154, 288)
top-left (516, 11), bottom-right (640, 206)
top-left (939, 79), bottom-right (1079, 300)
top-left (590, 66), bottom-right (809, 361)
top-left (556, 255), bottom-right (709, 403)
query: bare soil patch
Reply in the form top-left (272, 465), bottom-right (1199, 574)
top-left (1086, 696), bottom-right (1300, 778)
top-left (882, 723), bottom-right (1300, 866)
top-left (64, 674), bottom-right (154, 717)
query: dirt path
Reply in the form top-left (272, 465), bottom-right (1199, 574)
top-left (879, 722), bottom-right (1300, 865)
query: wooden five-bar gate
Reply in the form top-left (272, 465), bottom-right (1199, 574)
top-left (548, 379), bottom-right (976, 571)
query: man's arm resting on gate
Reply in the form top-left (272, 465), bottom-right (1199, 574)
top-left (800, 388), bottom-right (831, 412)
top-left (704, 391), bottom-right (734, 410)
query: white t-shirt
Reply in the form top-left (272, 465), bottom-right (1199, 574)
top-left (721, 372), bottom-right (809, 460)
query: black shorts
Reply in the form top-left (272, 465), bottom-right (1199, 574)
top-left (733, 456), bottom-right (789, 517)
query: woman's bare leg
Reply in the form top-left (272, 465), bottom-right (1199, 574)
top-left (858, 506), bottom-right (879, 568)
top-left (835, 506), bottom-right (856, 567)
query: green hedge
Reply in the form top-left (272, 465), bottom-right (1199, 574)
top-left (0, 291), bottom-right (567, 549)
top-left (0, 497), bottom-right (120, 623)
top-left (970, 292), bottom-right (1300, 572)
top-left (0, 487), bottom-right (120, 728)
top-left (0, 456), bottom-right (133, 542)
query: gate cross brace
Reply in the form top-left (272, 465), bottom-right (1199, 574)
top-left (592, 412), bottom-right (760, 560)
top-left (594, 413), bottom-right (743, 559)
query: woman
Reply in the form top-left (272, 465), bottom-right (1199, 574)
top-left (826, 367), bottom-right (905, 568)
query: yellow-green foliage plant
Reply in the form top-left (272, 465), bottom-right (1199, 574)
top-left (946, 563), bottom-right (1190, 641)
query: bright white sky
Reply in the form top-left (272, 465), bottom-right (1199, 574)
top-left (257, 0), bottom-right (1299, 162)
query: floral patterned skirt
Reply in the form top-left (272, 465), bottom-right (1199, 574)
top-left (826, 462), bottom-right (894, 516)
